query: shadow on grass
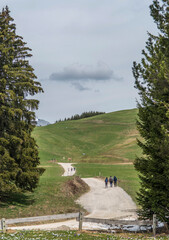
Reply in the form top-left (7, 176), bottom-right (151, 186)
top-left (0, 192), bottom-right (35, 208)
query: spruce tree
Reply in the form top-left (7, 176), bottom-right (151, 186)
top-left (0, 6), bottom-right (44, 195)
top-left (133, 0), bottom-right (169, 223)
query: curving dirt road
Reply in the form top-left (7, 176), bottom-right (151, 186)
top-left (9, 163), bottom-right (137, 230)
top-left (77, 178), bottom-right (137, 220)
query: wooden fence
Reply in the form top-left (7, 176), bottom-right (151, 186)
top-left (77, 212), bottom-right (159, 237)
top-left (0, 212), bottom-right (79, 233)
top-left (0, 212), bottom-right (162, 237)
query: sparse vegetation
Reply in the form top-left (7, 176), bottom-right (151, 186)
top-left (0, 231), bottom-right (169, 239)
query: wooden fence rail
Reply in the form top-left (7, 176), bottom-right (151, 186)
top-left (77, 212), bottom-right (159, 237)
top-left (5, 212), bottom-right (79, 225)
top-left (0, 211), bottom-right (161, 237)
top-left (76, 216), bottom-right (153, 226)
top-left (0, 212), bottom-right (79, 233)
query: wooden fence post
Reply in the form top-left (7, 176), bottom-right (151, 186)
top-left (1, 218), bottom-right (6, 233)
top-left (153, 214), bottom-right (156, 237)
top-left (79, 212), bottom-right (83, 231)
top-left (164, 222), bottom-right (169, 233)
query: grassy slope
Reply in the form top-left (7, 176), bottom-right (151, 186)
top-left (33, 108), bottom-right (140, 202)
top-left (33, 108), bottom-right (140, 164)
top-left (0, 165), bottom-right (88, 218)
top-left (0, 109), bottom-right (141, 218)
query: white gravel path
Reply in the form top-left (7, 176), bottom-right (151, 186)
top-left (9, 163), bottom-right (137, 231)
top-left (58, 162), bottom-right (76, 176)
top-left (77, 178), bottom-right (137, 220)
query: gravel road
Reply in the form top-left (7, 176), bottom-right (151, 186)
top-left (9, 163), bottom-right (137, 230)
top-left (58, 162), bottom-right (76, 176)
top-left (77, 178), bottom-right (137, 219)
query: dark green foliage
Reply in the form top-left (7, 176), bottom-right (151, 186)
top-left (0, 6), bottom-right (44, 195)
top-left (132, 1), bottom-right (169, 223)
top-left (56, 111), bottom-right (105, 123)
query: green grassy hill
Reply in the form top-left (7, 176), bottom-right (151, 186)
top-left (0, 109), bottom-right (141, 218)
top-left (33, 108), bottom-right (140, 165)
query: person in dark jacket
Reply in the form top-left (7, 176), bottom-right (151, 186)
top-left (109, 176), bottom-right (113, 187)
top-left (114, 176), bottom-right (117, 186)
top-left (105, 177), bottom-right (108, 188)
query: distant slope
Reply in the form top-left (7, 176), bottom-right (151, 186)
top-left (33, 109), bottom-right (141, 165)
top-left (36, 119), bottom-right (50, 127)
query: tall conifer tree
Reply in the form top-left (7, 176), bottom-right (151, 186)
top-left (0, 6), bottom-right (44, 194)
top-left (133, 0), bottom-right (169, 223)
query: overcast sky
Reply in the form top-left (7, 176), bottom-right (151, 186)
top-left (1, 0), bottom-right (158, 123)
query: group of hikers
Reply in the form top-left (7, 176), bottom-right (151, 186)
top-left (105, 176), bottom-right (117, 188)
top-left (68, 167), bottom-right (75, 172)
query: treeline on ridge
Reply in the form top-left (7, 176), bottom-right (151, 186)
top-left (55, 111), bottom-right (105, 123)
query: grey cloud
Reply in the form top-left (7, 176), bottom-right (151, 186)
top-left (71, 82), bottom-right (91, 91)
top-left (49, 62), bottom-right (122, 81)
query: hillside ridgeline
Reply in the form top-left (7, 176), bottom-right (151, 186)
top-left (33, 108), bottom-right (141, 165)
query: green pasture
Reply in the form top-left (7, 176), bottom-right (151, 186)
top-left (33, 109), bottom-right (141, 165)
top-left (0, 165), bottom-right (86, 218)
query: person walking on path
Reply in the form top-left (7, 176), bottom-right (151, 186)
top-left (105, 177), bottom-right (108, 188)
top-left (114, 176), bottom-right (117, 187)
top-left (109, 176), bottom-right (113, 187)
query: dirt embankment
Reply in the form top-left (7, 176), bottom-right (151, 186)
top-left (62, 176), bottom-right (89, 198)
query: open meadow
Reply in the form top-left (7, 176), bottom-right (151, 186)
top-left (33, 109), bottom-right (140, 164)
top-left (0, 109), bottom-right (141, 218)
